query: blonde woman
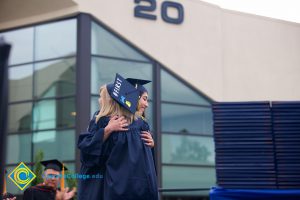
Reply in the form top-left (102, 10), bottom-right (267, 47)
top-left (78, 76), bottom-right (158, 200)
top-left (77, 85), bottom-right (130, 200)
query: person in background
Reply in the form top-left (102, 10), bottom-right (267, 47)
top-left (23, 160), bottom-right (76, 200)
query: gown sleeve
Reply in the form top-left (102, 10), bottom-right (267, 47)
top-left (23, 188), bottom-right (35, 200)
top-left (77, 111), bottom-right (108, 156)
top-left (141, 119), bottom-right (157, 174)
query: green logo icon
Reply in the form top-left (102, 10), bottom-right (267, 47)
top-left (8, 162), bottom-right (36, 190)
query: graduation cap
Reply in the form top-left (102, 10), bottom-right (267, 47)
top-left (107, 74), bottom-right (139, 114)
top-left (126, 78), bottom-right (151, 96)
top-left (40, 159), bottom-right (68, 172)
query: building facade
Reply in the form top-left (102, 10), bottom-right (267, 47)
top-left (1, 0), bottom-right (300, 199)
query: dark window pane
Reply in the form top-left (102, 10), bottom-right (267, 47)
top-left (0, 27), bottom-right (34, 65)
top-left (91, 22), bottom-right (149, 61)
top-left (161, 69), bottom-right (210, 105)
top-left (162, 166), bottom-right (215, 196)
top-left (35, 19), bottom-right (77, 60)
top-left (33, 129), bottom-right (75, 161)
top-left (33, 98), bottom-right (75, 130)
top-left (162, 104), bottom-right (213, 134)
top-left (34, 58), bottom-right (76, 98)
top-left (144, 101), bottom-right (153, 131)
top-left (9, 64), bottom-right (33, 102)
top-left (91, 96), bottom-right (99, 118)
top-left (9, 103), bottom-right (33, 133)
top-left (162, 134), bottom-right (215, 165)
top-left (6, 133), bottom-right (31, 164)
top-left (91, 57), bottom-right (153, 98)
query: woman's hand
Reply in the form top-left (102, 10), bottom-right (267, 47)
top-left (141, 131), bottom-right (155, 148)
top-left (103, 116), bottom-right (129, 141)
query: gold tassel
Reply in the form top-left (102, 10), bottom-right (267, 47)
top-left (60, 164), bottom-right (65, 191)
top-left (3, 172), bottom-right (7, 194)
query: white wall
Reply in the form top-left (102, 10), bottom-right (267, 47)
top-left (222, 10), bottom-right (300, 101)
top-left (1, 0), bottom-right (300, 101)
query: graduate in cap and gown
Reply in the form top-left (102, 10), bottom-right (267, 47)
top-left (100, 74), bottom-right (158, 200)
top-left (126, 78), bottom-right (157, 171)
top-left (23, 160), bottom-right (75, 200)
top-left (78, 74), bottom-right (158, 200)
top-left (77, 82), bottom-right (130, 199)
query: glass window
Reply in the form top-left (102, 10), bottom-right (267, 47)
top-left (91, 22), bottom-right (149, 61)
top-left (33, 98), bottom-right (75, 130)
top-left (6, 133), bottom-right (31, 164)
top-left (9, 64), bottom-right (33, 102)
top-left (33, 129), bottom-right (75, 161)
top-left (35, 19), bottom-right (77, 60)
top-left (162, 166), bottom-right (215, 196)
top-left (34, 58), bottom-right (76, 98)
top-left (162, 104), bottom-right (213, 134)
top-left (161, 69), bottom-right (210, 105)
top-left (91, 96), bottom-right (100, 118)
top-left (162, 134), bottom-right (215, 165)
top-left (144, 101), bottom-right (153, 131)
top-left (91, 57), bottom-right (153, 97)
top-left (9, 102), bottom-right (33, 133)
top-left (0, 27), bottom-right (34, 65)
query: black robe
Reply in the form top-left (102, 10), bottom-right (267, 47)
top-left (77, 112), bottom-right (159, 200)
top-left (77, 111), bottom-right (107, 200)
top-left (23, 185), bottom-right (56, 200)
top-left (101, 116), bottom-right (158, 200)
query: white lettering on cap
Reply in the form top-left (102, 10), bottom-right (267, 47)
top-left (113, 77), bottom-right (122, 97)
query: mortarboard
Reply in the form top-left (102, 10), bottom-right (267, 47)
top-left (40, 159), bottom-right (68, 172)
top-left (106, 74), bottom-right (139, 114)
top-left (126, 78), bottom-right (151, 96)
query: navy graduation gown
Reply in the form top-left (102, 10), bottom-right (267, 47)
top-left (99, 116), bottom-right (159, 200)
top-left (141, 119), bottom-right (157, 174)
top-left (77, 111), bottom-right (106, 200)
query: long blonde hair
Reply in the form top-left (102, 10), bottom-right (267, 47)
top-left (96, 85), bottom-right (134, 124)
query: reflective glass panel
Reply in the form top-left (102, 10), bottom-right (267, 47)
top-left (33, 98), bottom-right (75, 130)
top-left (162, 104), bottom-right (213, 134)
top-left (91, 96), bottom-right (99, 118)
top-left (35, 19), bottom-right (77, 60)
top-left (9, 102), bottom-right (33, 133)
top-left (162, 134), bottom-right (215, 165)
top-left (9, 64), bottom-right (33, 102)
top-left (161, 69), bottom-right (210, 105)
top-left (92, 22), bottom-right (149, 61)
top-left (144, 101), bottom-right (153, 131)
top-left (6, 133), bottom-right (31, 164)
top-left (91, 57), bottom-right (153, 97)
top-left (0, 27), bottom-right (34, 65)
top-left (34, 58), bottom-right (76, 98)
top-left (33, 129), bottom-right (75, 161)
top-left (162, 166), bottom-right (215, 196)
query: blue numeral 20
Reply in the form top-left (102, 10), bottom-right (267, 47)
top-left (134, 0), bottom-right (184, 24)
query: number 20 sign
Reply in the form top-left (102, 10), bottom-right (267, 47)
top-left (134, 0), bottom-right (184, 24)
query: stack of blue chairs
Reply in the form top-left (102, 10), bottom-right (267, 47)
top-left (212, 102), bottom-right (277, 189)
top-left (272, 101), bottom-right (300, 189)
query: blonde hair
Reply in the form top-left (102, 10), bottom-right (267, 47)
top-left (96, 85), bottom-right (134, 124)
